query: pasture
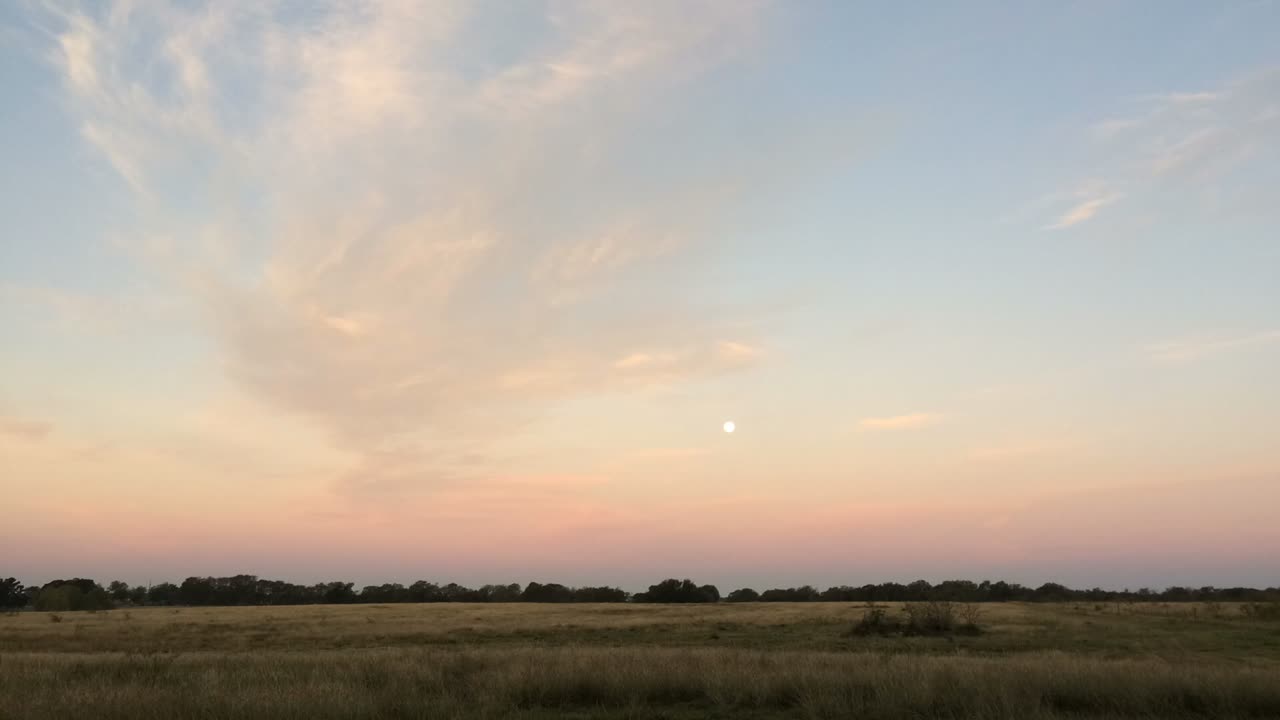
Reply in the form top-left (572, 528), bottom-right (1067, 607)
top-left (3, 602), bottom-right (1279, 718)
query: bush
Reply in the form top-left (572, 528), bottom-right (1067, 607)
top-left (847, 601), bottom-right (983, 638)
top-left (902, 601), bottom-right (955, 634)
top-left (847, 604), bottom-right (897, 636)
top-left (958, 602), bottom-right (983, 627)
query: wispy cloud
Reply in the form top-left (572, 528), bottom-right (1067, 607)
top-left (1147, 330), bottom-right (1280, 363)
top-left (857, 412), bottom-right (943, 431)
top-left (0, 417), bottom-right (53, 442)
top-left (36, 0), bottom-right (776, 503)
top-left (1043, 192), bottom-right (1123, 230)
top-left (1037, 67), bottom-right (1280, 229)
top-left (1138, 91), bottom-right (1221, 105)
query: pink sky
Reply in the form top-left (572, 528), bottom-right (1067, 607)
top-left (3, 1), bottom-right (1279, 590)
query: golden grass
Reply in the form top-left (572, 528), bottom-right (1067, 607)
top-left (5, 647), bottom-right (1280, 719)
top-left (3, 602), bottom-right (1279, 718)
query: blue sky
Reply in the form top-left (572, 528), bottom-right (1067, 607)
top-left (2, 1), bottom-right (1278, 590)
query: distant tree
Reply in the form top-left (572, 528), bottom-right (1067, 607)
top-left (905, 580), bottom-right (933, 600)
top-left (571, 586), bottom-right (628, 603)
top-left (359, 583), bottom-right (409, 603)
top-left (1032, 583), bottom-right (1071, 602)
top-left (179, 577), bottom-right (216, 605)
top-left (147, 582), bottom-right (179, 605)
top-left (320, 582), bottom-right (357, 604)
top-left (408, 581), bottom-right (443, 603)
top-left (477, 583), bottom-right (523, 602)
top-left (17, 573), bottom-right (1272, 608)
top-left (44, 578), bottom-right (98, 596)
top-left (35, 580), bottom-right (112, 611)
top-left (1082, 587), bottom-right (1113, 602)
top-left (820, 586), bottom-right (859, 602)
top-left (759, 586), bottom-right (820, 602)
top-left (985, 581), bottom-right (1020, 602)
top-left (934, 580), bottom-right (979, 601)
top-left (257, 578), bottom-right (315, 605)
top-left (223, 574), bottom-right (262, 605)
top-left (0, 577), bottom-right (26, 609)
top-left (522, 582), bottom-right (574, 603)
top-left (634, 579), bottom-right (719, 603)
top-left (439, 583), bottom-right (478, 602)
top-left (107, 581), bottom-right (131, 602)
top-left (35, 585), bottom-right (82, 611)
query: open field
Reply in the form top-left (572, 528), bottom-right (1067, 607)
top-left (3, 602), bottom-right (1280, 718)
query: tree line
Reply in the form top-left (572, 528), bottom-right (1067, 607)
top-left (2, 575), bottom-right (1277, 611)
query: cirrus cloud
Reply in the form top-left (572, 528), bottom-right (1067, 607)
top-left (36, 0), bottom-right (778, 503)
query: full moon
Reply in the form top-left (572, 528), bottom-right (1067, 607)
top-left (723, 421), bottom-right (736, 433)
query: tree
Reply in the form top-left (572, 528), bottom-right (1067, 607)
top-left (320, 582), bottom-right (357, 604)
top-left (439, 583), bottom-right (478, 602)
top-left (572, 586), bottom-right (628, 603)
top-left (986, 581), bottom-right (1021, 602)
top-left (35, 585), bottom-right (83, 611)
top-left (820, 586), bottom-right (859, 601)
top-left (148, 582), bottom-right (179, 605)
top-left (34, 580), bottom-right (113, 611)
top-left (522, 582), bottom-right (574, 603)
top-left (759, 586), bottom-right (819, 602)
top-left (634, 579), bottom-right (719, 603)
top-left (725, 588), bottom-right (760, 602)
top-left (359, 583), bottom-right (409, 603)
top-left (905, 580), bottom-right (933, 601)
top-left (179, 577), bottom-right (216, 605)
top-left (1033, 583), bottom-right (1071, 602)
top-left (0, 577), bottom-right (26, 609)
top-left (478, 583), bottom-right (523, 602)
top-left (108, 581), bottom-right (131, 602)
top-left (408, 581), bottom-right (443, 602)
top-left (934, 580), bottom-right (979, 601)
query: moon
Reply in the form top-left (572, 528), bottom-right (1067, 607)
top-left (723, 421), bottom-right (736, 434)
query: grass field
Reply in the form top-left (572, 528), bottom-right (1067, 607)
top-left (3, 602), bottom-right (1280, 718)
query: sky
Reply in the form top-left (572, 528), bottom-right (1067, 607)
top-left (2, 1), bottom-right (1278, 592)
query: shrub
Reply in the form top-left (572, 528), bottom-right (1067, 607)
top-left (846, 604), bottom-right (898, 636)
top-left (902, 601), bottom-right (958, 634)
top-left (958, 602), bottom-right (983, 627)
top-left (849, 601), bottom-right (983, 637)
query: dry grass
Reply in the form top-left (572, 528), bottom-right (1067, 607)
top-left (5, 647), bottom-right (1280, 719)
top-left (2, 602), bottom-right (1279, 718)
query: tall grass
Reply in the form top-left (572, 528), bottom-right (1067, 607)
top-left (4, 647), bottom-right (1280, 719)
top-left (4, 602), bottom-right (1279, 718)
